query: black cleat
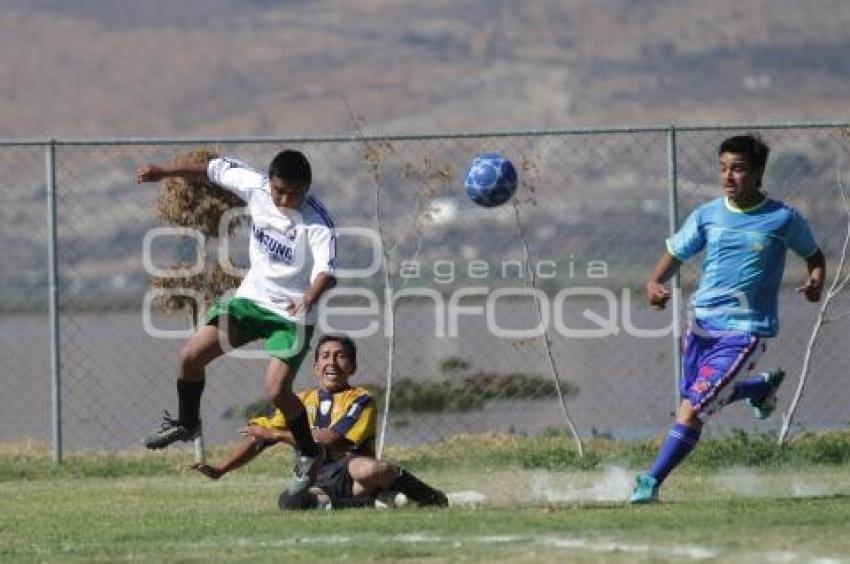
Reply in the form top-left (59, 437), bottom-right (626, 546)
top-left (144, 411), bottom-right (200, 450)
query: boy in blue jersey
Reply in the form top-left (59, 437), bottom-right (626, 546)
top-left (630, 134), bottom-right (826, 504)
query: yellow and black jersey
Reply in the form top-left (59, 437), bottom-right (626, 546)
top-left (249, 386), bottom-right (376, 458)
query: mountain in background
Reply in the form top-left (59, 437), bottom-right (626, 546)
top-left (2, 0), bottom-right (850, 138)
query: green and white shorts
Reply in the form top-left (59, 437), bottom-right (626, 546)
top-left (205, 297), bottom-right (314, 371)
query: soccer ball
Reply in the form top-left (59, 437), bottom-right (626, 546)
top-left (463, 153), bottom-right (518, 207)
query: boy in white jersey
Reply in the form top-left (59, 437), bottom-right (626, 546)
top-left (630, 135), bottom-right (826, 504)
top-left (137, 150), bottom-right (336, 495)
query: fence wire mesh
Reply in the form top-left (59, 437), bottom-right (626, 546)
top-left (0, 146), bottom-right (51, 443)
top-left (0, 126), bottom-right (848, 456)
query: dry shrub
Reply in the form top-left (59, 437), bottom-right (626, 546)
top-left (150, 264), bottom-right (205, 315)
top-left (156, 149), bottom-right (245, 238)
top-left (151, 262), bottom-right (242, 316)
top-left (151, 149), bottom-right (246, 318)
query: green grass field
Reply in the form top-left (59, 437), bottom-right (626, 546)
top-left (2, 435), bottom-right (849, 563)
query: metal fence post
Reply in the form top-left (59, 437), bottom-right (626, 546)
top-left (46, 140), bottom-right (62, 465)
top-left (666, 126), bottom-right (683, 414)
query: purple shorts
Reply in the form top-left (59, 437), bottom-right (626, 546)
top-left (681, 324), bottom-right (766, 417)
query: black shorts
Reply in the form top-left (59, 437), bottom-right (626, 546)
top-left (315, 454), bottom-right (356, 500)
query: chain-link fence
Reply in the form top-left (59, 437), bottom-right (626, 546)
top-left (2, 124), bottom-right (849, 460)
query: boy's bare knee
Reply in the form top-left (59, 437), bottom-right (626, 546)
top-left (179, 344), bottom-right (206, 377)
top-left (178, 327), bottom-right (224, 379)
top-left (264, 377), bottom-right (281, 399)
top-left (676, 401), bottom-right (704, 429)
top-left (346, 457), bottom-right (375, 480)
top-left (265, 359), bottom-right (295, 399)
top-left (349, 458), bottom-right (396, 489)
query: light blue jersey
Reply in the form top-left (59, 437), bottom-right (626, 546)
top-left (667, 197), bottom-right (818, 337)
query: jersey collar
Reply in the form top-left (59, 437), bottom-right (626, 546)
top-left (724, 196), bottom-right (768, 213)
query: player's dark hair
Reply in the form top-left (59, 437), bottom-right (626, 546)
top-left (268, 149), bottom-right (312, 191)
top-left (719, 134), bottom-right (770, 170)
top-left (315, 334), bottom-right (357, 364)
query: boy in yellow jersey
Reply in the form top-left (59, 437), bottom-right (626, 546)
top-left (191, 334), bottom-right (448, 510)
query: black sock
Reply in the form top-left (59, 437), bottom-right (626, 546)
top-left (389, 468), bottom-right (448, 506)
top-left (286, 409), bottom-right (319, 457)
top-left (330, 496), bottom-right (375, 509)
top-left (176, 379), bottom-right (204, 428)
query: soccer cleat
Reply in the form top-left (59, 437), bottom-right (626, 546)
top-left (748, 369), bottom-right (785, 420)
top-left (629, 473), bottom-right (660, 504)
top-left (284, 449), bottom-right (325, 497)
top-left (144, 411), bottom-right (200, 449)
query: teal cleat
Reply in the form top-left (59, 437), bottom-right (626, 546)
top-left (629, 473), bottom-right (659, 504)
top-left (748, 369), bottom-right (785, 420)
top-left (282, 448), bottom-right (325, 498)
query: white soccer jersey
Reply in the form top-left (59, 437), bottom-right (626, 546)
top-left (207, 157), bottom-right (337, 325)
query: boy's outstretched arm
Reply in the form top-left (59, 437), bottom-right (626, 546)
top-left (190, 425), bottom-right (294, 480)
top-left (796, 248), bottom-right (826, 302)
top-left (137, 162), bottom-right (208, 184)
top-left (189, 436), bottom-right (263, 480)
top-left (190, 424), bottom-right (352, 480)
top-left (646, 251), bottom-right (682, 310)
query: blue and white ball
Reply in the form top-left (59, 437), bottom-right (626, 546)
top-left (463, 153), bottom-right (518, 208)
